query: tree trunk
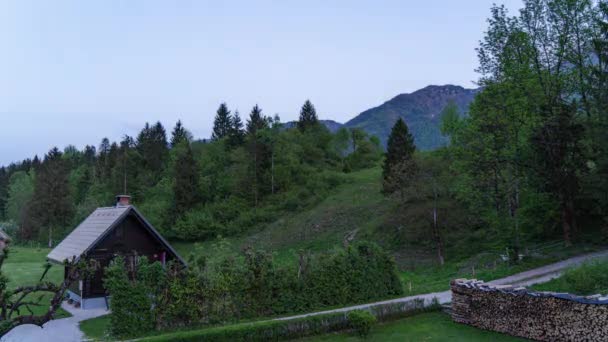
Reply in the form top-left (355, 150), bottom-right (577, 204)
top-left (432, 187), bottom-right (444, 266)
top-left (561, 199), bottom-right (575, 246)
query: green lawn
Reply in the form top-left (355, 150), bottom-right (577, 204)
top-left (302, 312), bottom-right (526, 342)
top-left (3, 245), bottom-right (70, 318)
top-left (80, 314), bottom-right (111, 341)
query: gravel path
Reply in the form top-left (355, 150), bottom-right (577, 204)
top-left (1, 302), bottom-right (108, 342)
top-left (276, 249), bottom-right (608, 321)
top-left (4, 249), bottom-right (608, 341)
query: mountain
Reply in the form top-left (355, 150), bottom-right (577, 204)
top-left (345, 85), bottom-right (479, 150)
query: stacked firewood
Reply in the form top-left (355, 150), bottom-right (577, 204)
top-left (450, 279), bottom-right (608, 341)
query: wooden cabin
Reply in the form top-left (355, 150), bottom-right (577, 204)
top-left (47, 195), bottom-right (186, 310)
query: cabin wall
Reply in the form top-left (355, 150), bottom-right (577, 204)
top-left (80, 212), bottom-right (175, 299)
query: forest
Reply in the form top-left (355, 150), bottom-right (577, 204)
top-left (0, 100), bottom-right (383, 247)
top-left (0, 0), bottom-right (606, 271)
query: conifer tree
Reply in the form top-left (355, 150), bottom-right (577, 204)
top-left (228, 110), bottom-right (245, 147)
top-left (246, 105), bottom-right (268, 136)
top-left (83, 145), bottom-right (96, 165)
top-left (297, 100), bottom-right (319, 131)
top-left (170, 120), bottom-right (192, 147)
top-left (382, 118), bottom-right (416, 193)
top-left (137, 122), bottom-right (169, 184)
top-left (31, 155), bottom-right (41, 171)
top-left (212, 103), bottom-right (232, 140)
top-left (173, 142), bottom-right (201, 218)
top-left (26, 147), bottom-right (73, 246)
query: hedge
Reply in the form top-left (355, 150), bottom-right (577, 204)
top-left (139, 313), bottom-right (349, 342)
top-left (139, 297), bottom-right (439, 342)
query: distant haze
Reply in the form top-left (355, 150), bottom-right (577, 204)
top-left (0, 0), bottom-right (523, 166)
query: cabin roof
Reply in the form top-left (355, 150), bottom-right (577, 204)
top-left (0, 229), bottom-right (10, 241)
top-left (47, 205), bottom-right (185, 265)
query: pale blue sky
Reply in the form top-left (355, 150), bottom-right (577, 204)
top-left (0, 0), bottom-right (522, 165)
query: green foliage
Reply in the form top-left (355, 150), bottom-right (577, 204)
top-left (22, 148), bottom-right (73, 245)
top-left (298, 100), bottom-right (320, 131)
top-left (140, 312), bottom-right (351, 342)
top-left (104, 256), bottom-right (163, 338)
top-left (212, 103), bottom-right (232, 141)
top-left (532, 261), bottom-right (608, 295)
top-left (170, 120), bottom-right (193, 147)
top-left (382, 119), bottom-right (415, 193)
top-left (104, 242), bottom-right (401, 337)
top-left (347, 310), bottom-right (376, 338)
top-left (172, 142), bottom-right (201, 218)
top-left (5, 171), bottom-right (34, 223)
top-left (439, 100), bottom-right (461, 138)
top-left (173, 207), bottom-right (223, 240)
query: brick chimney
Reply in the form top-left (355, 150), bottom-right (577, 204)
top-left (115, 195), bottom-right (131, 207)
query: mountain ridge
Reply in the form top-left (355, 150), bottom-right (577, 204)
top-left (344, 84), bottom-right (479, 150)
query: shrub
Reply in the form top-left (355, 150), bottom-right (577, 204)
top-left (347, 310), bottom-right (376, 338)
top-left (533, 261), bottom-right (608, 295)
top-left (105, 242), bottom-right (403, 338)
top-left (104, 256), bottom-right (158, 338)
top-left (174, 208), bottom-right (224, 240)
top-left (140, 312), bottom-right (350, 342)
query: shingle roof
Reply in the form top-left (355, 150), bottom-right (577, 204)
top-left (47, 206), bottom-right (185, 265)
top-left (47, 206), bottom-right (130, 263)
top-left (0, 229), bottom-right (10, 241)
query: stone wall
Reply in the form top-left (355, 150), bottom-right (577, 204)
top-left (451, 279), bottom-right (608, 341)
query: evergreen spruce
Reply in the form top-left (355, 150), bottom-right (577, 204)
top-left (382, 118), bottom-right (416, 193)
top-left (212, 103), bottom-right (232, 140)
top-left (228, 110), bottom-right (245, 147)
top-left (297, 100), bottom-right (319, 131)
top-left (173, 143), bottom-right (201, 217)
top-left (137, 122), bottom-right (169, 184)
top-left (246, 105), bottom-right (268, 136)
top-left (26, 147), bottom-right (73, 246)
top-left (170, 120), bottom-right (192, 147)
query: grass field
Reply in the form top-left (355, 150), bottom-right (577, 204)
top-left (80, 314), bottom-right (111, 341)
top-left (3, 245), bottom-right (70, 318)
top-left (82, 312), bottom-right (525, 342)
top-left (302, 312), bottom-right (525, 342)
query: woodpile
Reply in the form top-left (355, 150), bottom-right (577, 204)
top-left (450, 279), bottom-right (608, 341)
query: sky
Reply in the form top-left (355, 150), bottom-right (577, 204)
top-left (0, 0), bottom-right (523, 166)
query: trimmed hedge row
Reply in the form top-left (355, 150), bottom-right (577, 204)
top-left (140, 297), bottom-right (439, 342)
top-left (140, 313), bottom-right (349, 342)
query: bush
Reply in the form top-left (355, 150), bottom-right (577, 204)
top-left (104, 256), bottom-right (159, 338)
top-left (174, 208), bottom-right (224, 240)
top-left (105, 242), bottom-right (403, 337)
top-left (347, 310), bottom-right (376, 338)
top-left (532, 261), bottom-right (608, 295)
top-left (140, 312), bottom-right (350, 342)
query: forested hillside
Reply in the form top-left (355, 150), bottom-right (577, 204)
top-left (0, 101), bottom-right (384, 247)
top-left (0, 0), bottom-right (606, 277)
